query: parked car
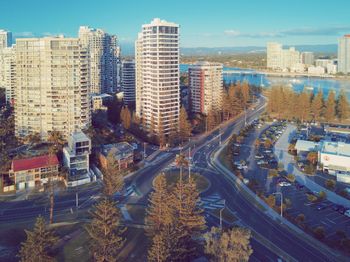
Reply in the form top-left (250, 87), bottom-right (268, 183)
top-left (332, 204), bottom-right (342, 212)
top-left (255, 154), bottom-right (264, 159)
top-left (316, 203), bottom-right (329, 210)
top-left (338, 206), bottom-right (347, 215)
top-left (278, 182), bottom-right (291, 187)
top-left (344, 210), bottom-right (350, 218)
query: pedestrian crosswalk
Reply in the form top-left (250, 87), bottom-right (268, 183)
top-left (201, 193), bottom-right (225, 210)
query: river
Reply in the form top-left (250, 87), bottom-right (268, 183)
top-left (180, 64), bottom-right (350, 99)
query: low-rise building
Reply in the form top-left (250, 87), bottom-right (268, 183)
top-left (9, 155), bottom-right (59, 190)
top-left (307, 66), bottom-right (325, 75)
top-left (63, 131), bottom-right (92, 187)
top-left (99, 142), bottom-right (134, 170)
top-left (91, 93), bottom-right (112, 112)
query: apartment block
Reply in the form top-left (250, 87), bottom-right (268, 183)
top-left (121, 60), bottom-right (135, 105)
top-left (0, 46), bottom-right (16, 104)
top-left (14, 36), bottom-right (90, 140)
top-left (338, 35), bottom-right (350, 74)
top-left (0, 29), bottom-right (12, 50)
top-left (135, 18), bottom-right (180, 135)
top-left (189, 62), bottom-right (223, 115)
top-left (79, 26), bottom-right (120, 94)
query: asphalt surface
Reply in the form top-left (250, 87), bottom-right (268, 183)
top-left (0, 96), bottom-right (343, 261)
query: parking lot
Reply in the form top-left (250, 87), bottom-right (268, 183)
top-left (230, 120), bottom-right (350, 243)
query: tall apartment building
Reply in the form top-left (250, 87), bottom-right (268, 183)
top-left (189, 62), bottom-right (223, 115)
top-left (135, 18), bottom-right (180, 135)
top-left (267, 42), bottom-right (300, 70)
top-left (121, 60), bottom-right (135, 105)
top-left (338, 35), bottom-right (350, 74)
top-left (15, 36), bottom-right (90, 140)
top-left (79, 26), bottom-right (120, 94)
top-left (301, 52), bottom-right (315, 65)
top-left (0, 29), bottom-right (12, 50)
top-left (0, 46), bottom-right (16, 104)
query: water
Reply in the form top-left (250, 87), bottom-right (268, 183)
top-left (180, 64), bottom-right (350, 99)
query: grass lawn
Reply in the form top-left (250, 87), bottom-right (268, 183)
top-left (126, 204), bottom-right (146, 224)
top-left (159, 171), bottom-right (210, 193)
top-left (211, 207), bottom-right (238, 224)
top-left (56, 230), bottom-right (91, 262)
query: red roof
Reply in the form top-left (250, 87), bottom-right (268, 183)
top-left (12, 155), bottom-right (59, 172)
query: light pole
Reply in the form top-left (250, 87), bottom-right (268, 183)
top-left (273, 192), bottom-right (283, 217)
top-left (143, 142), bottom-right (147, 160)
top-left (76, 192), bottom-right (79, 208)
top-left (244, 106), bottom-right (247, 126)
top-left (219, 199), bottom-right (226, 230)
top-left (219, 125), bottom-right (222, 145)
top-left (188, 147), bottom-right (191, 179)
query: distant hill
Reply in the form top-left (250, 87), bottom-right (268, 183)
top-left (119, 43), bottom-right (338, 57)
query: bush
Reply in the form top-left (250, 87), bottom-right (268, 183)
top-left (313, 226), bottom-right (325, 240)
top-left (295, 213), bottom-right (305, 224)
top-left (319, 191), bottom-right (327, 200)
top-left (268, 169), bottom-right (278, 178)
top-left (286, 174), bottom-right (295, 182)
top-left (307, 194), bottom-right (318, 202)
top-left (325, 179), bottom-right (336, 190)
top-left (339, 190), bottom-right (348, 198)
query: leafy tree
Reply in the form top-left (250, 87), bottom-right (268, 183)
top-left (306, 151), bottom-right (318, 165)
top-left (47, 130), bottom-right (65, 152)
top-left (102, 151), bottom-right (125, 197)
top-left (18, 216), bottom-right (58, 262)
top-left (148, 229), bottom-right (171, 262)
top-left (336, 91), bottom-right (349, 122)
top-left (295, 213), bottom-right (305, 224)
top-left (319, 191), bottom-right (327, 200)
top-left (179, 107), bottom-right (191, 141)
top-left (286, 174), bottom-right (296, 183)
top-left (324, 91), bottom-right (336, 122)
top-left (325, 179), bottom-right (336, 190)
top-left (121, 106), bottom-right (132, 129)
top-left (204, 226), bottom-right (253, 262)
top-left (313, 226), bottom-right (325, 240)
top-left (264, 194), bottom-right (276, 208)
top-left (85, 198), bottom-right (125, 261)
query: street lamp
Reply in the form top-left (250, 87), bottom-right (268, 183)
top-left (273, 192), bottom-right (283, 217)
top-left (219, 199), bottom-right (226, 230)
top-left (143, 142), bottom-right (147, 160)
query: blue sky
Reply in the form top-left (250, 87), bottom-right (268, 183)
top-left (1, 0), bottom-right (350, 47)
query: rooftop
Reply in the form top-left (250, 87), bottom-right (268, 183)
top-left (295, 140), bottom-right (318, 152)
top-left (321, 141), bottom-right (350, 157)
top-left (12, 155), bottom-right (59, 172)
top-left (101, 142), bottom-right (134, 159)
top-left (71, 131), bottom-right (90, 142)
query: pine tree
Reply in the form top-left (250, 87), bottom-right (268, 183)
top-left (146, 174), bottom-right (173, 236)
top-left (325, 91), bottom-right (336, 122)
top-left (170, 177), bottom-right (206, 261)
top-left (336, 91), bottom-right (349, 122)
top-left (204, 226), bottom-right (253, 262)
top-left (120, 106), bottom-right (132, 129)
top-left (158, 118), bottom-right (166, 148)
top-left (18, 216), bottom-right (58, 262)
top-left (179, 107), bottom-right (191, 142)
top-left (206, 110), bottom-right (216, 131)
top-left (85, 198), bottom-right (125, 262)
top-left (148, 229), bottom-right (171, 262)
top-left (241, 82), bottom-right (250, 107)
top-left (311, 91), bottom-right (324, 121)
top-left (102, 151), bottom-right (124, 197)
top-left (298, 92), bottom-right (312, 122)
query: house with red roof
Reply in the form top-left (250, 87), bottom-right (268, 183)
top-left (9, 154), bottom-right (59, 190)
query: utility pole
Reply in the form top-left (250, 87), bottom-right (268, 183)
top-left (76, 192), bottom-right (79, 208)
top-left (188, 147), bottom-right (191, 179)
top-left (273, 192), bottom-right (283, 217)
top-left (244, 106), bottom-right (247, 126)
top-left (143, 142), bottom-right (146, 160)
top-left (219, 125), bottom-right (222, 145)
top-left (219, 199), bottom-right (226, 230)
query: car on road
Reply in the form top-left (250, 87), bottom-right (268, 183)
top-left (345, 210), bottom-right (350, 218)
top-left (237, 164), bottom-right (248, 170)
top-left (257, 160), bottom-right (267, 165)
top-left (255, 154), bottom-right (264, 159)
top-left (278, 181), bottom-right (291, 187)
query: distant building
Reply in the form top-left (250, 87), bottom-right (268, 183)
top-left (290, 63), bottom-right (305, 73)
top-left (301, 52), bottom-right (314, 65)
top-left (99, 142), bottom-right (134, 170)
top-left (338, 35), bottom-right (350, 74)
top-left (266, 42), bottom-right (300, 71)
top-left (189, 62), bottom-right (223, 115)
top-left (9, 155), bottom-right (59, 190)
top-left (135, 18), bottom-right (180, 135)
top-left (315, 59), bottom-right (332, 68)
top-left (121, 60), bottom-right (135, 105)
top-left (14, 36), bottom-right (90, 140)
top-left (63, 131), bottom-right (92, 186)
top-left (0, 46), bottom-right (15, 105)
top-left (307, 66), bottom-right (325, 75)
top-left (91, 93), bottom-right (112, 112)
top-left (326, 63), bottom-right (337, 74)
top-left (0, 29), bottom-right (12, 50)
top-left (79, 26), bottom-right (121, 94)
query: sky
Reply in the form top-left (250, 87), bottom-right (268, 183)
top-left (1, 0), bottom-right (350, 48)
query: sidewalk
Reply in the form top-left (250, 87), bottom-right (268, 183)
top-left (274, 124), bottom-right (350, 208)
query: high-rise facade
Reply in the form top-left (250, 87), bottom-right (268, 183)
top-left (189, 62), bottom-right (223, 115)
top-left (0, 29), bottom-right (12, 50)
top-left (301, 52), bottom-right (315, 65)
top-left (338, 35), bottom-right (350, 74)
top-left (0, 46), bottom-right (16, 104)
top-left (267, 42), bottom-right (300, 70)
top-left (79, 26), bottom-right (120, 94)
top-left (121, 60), bottom-right (135, 105)
top-left (14, 37), bottom-right (90, 140)
top-left (135, 18), bottom-right (180, 135)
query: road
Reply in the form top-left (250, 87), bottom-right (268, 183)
top-left (0, 96), bottom-right (342, 261)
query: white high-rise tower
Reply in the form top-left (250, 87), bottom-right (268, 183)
top-left (338, 35), bottom-right (350, 74)
top-left (135, 18), bottom-right (180, 135)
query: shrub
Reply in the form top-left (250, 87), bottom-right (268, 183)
top-left (325, 179), bottom-right (336, 190)
top-left (268, 169), bottom-right (278, 178)
top-left (295, 213), bottom-right (305, 224)
top-left (313, 226), bottom-right (325, 240)
top-left (319, 191), bottom-right (327, 200)
top-left (307, 194), bottom-right (318, 202)
top-left (286, 174), bottom-right (295, 182)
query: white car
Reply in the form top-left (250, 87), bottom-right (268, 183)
top-left (344, 210), bottom-right (350, 218)
top-left (278, 182), bottom-right (291, 187)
